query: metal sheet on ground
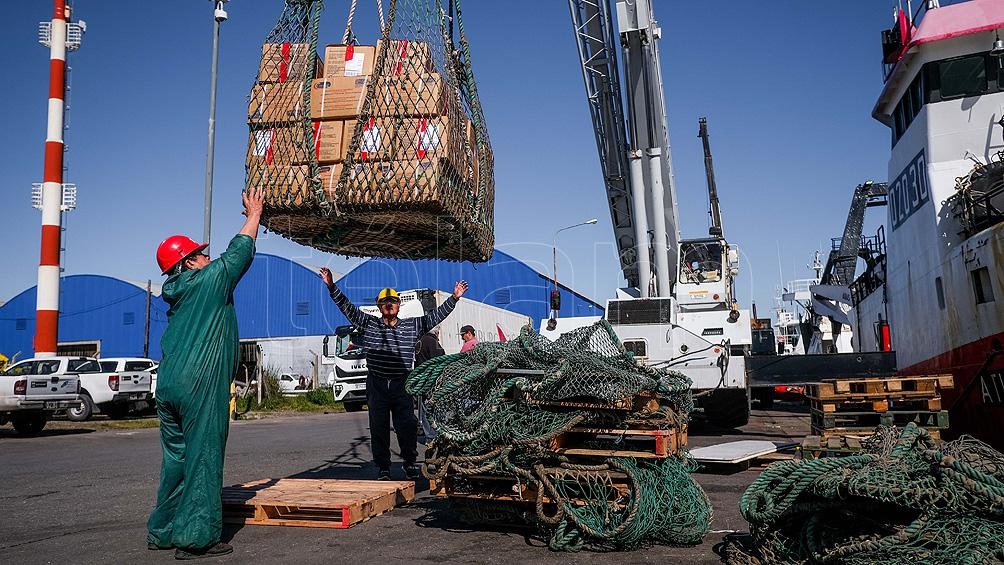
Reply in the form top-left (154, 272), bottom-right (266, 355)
top-left (689, 440), bottom-right (778, 464)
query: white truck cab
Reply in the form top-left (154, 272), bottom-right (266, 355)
top-left (0, 357), bottom-right (85, 435)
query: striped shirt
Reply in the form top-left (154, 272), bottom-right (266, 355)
top-left (328, 286), bottom-right (459, 379)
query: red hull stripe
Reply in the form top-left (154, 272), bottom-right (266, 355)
top-left (40, 225), bottom-right (61, 266)
top-left (900, 331), bottom-right (1004, 450)
top-left (43, 142), bottom-right (64, 183)
top-left (34, 309), bottom-right (58, 353)
top-left (49, 59), bottom-right (65, 99)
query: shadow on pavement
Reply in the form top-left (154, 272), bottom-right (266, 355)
top-left (410, 496), bottom-right (547, 547)
top-left (289, 435), bottom-right (375, 480)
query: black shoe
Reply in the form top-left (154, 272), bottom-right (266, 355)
top-left (377, 469), bottom-right (391, 481)
top-left (148, 542), bottom-right (172, 551)
top-left (404, 464), bottom-right (421, 480)
top-left (175, 542), bottom-right (233, 560)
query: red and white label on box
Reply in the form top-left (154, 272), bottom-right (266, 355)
top-left (359, 118), bottom-right (383, 159)
top-left (343, 44), bottom-right (366, 77)
top-left (415, 119), bottom-right (442, 159)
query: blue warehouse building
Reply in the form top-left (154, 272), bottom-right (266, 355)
top-left (0, 250), bottom-right (603, 360)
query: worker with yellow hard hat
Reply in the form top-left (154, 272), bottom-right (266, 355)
top-left (146, 188), bottom-right (264, 560)
top-left (319, 268), bottom-right (468, 480)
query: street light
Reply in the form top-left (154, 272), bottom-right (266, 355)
top-left (203, 0), bottom-right (229, 252)
top-left (551, 218), bottom-right (598, 319)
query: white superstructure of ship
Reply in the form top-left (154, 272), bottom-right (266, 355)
top-left (850, 0), bottom-right (1004, 449)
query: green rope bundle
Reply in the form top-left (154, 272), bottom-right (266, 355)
top-left (726, 423), bottom-right (1004, 564)
top-left (407, 320), bottom-right (711, 551)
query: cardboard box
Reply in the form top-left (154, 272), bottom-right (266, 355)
top-left (309, 120), bottom-right (346, 164)
top-left (247, 163), bottom-right (312, 207)
top-left (381, 39), bottom-right (433, 76)
top-left (323, 44), bottom-right (376, 78)
top-left (319, 162), bottom-right (369, 202)
top-left (310, 77), bottom-right (370, 119)
top-left (373, 73), bottom-right (447, 117)
top-left (343, 117), bottom-right (395, 162)
top-left (248, 81), bottom-right (307, 123)
top-left (246, 126), bottom-right (309, 165)
top-left (259, 43), bottom-right (322, 83)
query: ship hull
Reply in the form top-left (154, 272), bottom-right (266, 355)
top-left (900, 331), bottom-right (1004, 451)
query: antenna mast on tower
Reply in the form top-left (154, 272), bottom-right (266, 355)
top-left (33, 0), bottom-right (84, 357)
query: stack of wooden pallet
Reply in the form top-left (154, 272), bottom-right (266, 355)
top-left (429, 390), bottom-right (687, 508)
top-left (805, 373), bottom-right (954, 445)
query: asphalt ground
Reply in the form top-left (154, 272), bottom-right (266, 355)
top-left (0, 403), bottom-right (809, 565)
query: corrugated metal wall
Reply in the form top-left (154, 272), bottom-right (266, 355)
top-left (334, 250), bottom-right (604, 323)
top-left (0, 275), bottom-right (166, 360)
top-left (0, 251), bottom-right (604, 359)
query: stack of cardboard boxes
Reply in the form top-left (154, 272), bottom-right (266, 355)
top-left (246, 38), bottom-right (489, 258)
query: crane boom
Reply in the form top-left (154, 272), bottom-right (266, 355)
top-left (698, 117), bottom-right (724, 237)
top-left (568, 0), bottom-right (680, 296)
top-left (567, 0), bottom-right (640, 289)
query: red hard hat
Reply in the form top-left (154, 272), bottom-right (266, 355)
top-left (157, 235), bottom-right (208, 275)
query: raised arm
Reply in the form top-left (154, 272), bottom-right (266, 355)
top-left (420, 280), bottom-right (468, 334)
top-left (239, 187), bottom-right (265, 240)
top-left (214, 188), bottom-right (264, 292)
top-left (320, 268), bottom-right (373, 328)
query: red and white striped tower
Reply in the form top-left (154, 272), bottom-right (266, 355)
top-left (34, 0), bottom-right (69, 357)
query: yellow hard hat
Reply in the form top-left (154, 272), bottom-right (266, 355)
top-left (376, 288), bottom-right (400, 303)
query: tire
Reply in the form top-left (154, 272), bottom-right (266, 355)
top-left (102, 403), bottom-right (130, 420)
top-left (703, 388), bottom-right (750, 429)
top-left (66, 393), bottom-right (95, 422)
top-left (12, 411), bottom-right (47, 436)
top-left (343, 401), bottom-right (366, 412)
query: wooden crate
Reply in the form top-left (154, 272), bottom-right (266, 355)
top-left (222, 478), bottom-right (415, 529)
top-left (548, 426), bottom-right (687, 459)
top-left (807, 374), bottom-right (953, 401)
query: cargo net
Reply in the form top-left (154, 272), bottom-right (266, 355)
top-left (724, 423), bottom-right (1004, 564)
top-left (245, 0), bottom-right (494, 262)
top-left (407, 321), bottom-right (712, 551)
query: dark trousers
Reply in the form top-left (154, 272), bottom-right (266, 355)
top-left (367, 375), bottom-right (417, 470)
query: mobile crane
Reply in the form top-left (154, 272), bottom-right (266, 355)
top-left (567, 0), bottom-right (751, 426)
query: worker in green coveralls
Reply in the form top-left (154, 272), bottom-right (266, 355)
top-left (146, 188), bottom-right (264, 560)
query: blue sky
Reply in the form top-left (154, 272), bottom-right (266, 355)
top-left (1, 1), bottom-right (898, 317)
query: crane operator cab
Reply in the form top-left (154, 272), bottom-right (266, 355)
top-left (680, 240), bottom-right (723, 284)
top-left (677, 238), bottom-right (738, 309)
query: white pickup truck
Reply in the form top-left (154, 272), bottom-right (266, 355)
top-left (0, 357), bottom-right (84, 435)
top-left (67, 357), bottom-right (155, 421)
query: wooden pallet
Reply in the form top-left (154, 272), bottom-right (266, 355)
top-left (222, 478), bottom-right (415, 529)
top-left (807, 374), bottom-right (953, 400)
top-left (810, 409), bottom-right (949, 431)
top-left (801, 434), bottom-right (865, 458)
top-left (809, 396), bottom-right (942, 414)
top-left (810, 427), bottom-right (942, 441)
top-left (547, 426), bottom-right (687, 459)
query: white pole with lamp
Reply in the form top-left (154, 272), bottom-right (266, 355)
top-left (550, 219), bottom-right (598, 325)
